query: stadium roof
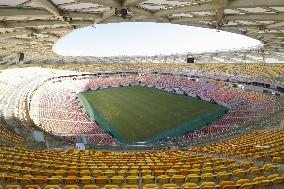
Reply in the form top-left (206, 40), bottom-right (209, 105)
top-left (0, 0), bottom-right (284, 64)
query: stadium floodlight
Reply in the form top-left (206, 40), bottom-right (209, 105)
top-left (115, 8), bottom-right (128, 19)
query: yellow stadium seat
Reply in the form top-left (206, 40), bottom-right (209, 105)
top-left (189, 169), bottom-right (201, 175)
top-left (141, 170), bottom-right (152, 176)
top-left (227, 164), bottom-right (239, 171)
top-left (232, 169), bottom-right (246, 178)
top-left (54, 171), bottom-right (66, 177)
top-left (201, 173), bottom-right (214, 182)
top-left (262, 164), bottom-right (278, 172)
top-left (237, 183), bottom-right (254, 189)
top-left (166, 169), bottom-right (177, 177)
top-left (120, 166), bottom-right (129, 171)
top-left (43, 171), bottom-right (53, 178)
top-left (241, 162), bottom-right (253, 169)
top-left (100, 166), bottom-right (109, 172)
top-left (247, 167), bottom-right (261, 175)
top-left (110, 176), bottom-right (124, 184)
top-left (128, 170), bottom-right (139, 176)
top-left (272, 157), bottom-right (283, 163)
top-left (199, 182), bottom-right (216, 189)
top-left (202, 168), bottom-right (213, 174)
top-left (67, 171), bottom-right (77, 177)
top-left (126, 176), bottom-right (138, 184)
top-left (219, 181), bottom-right (237, 189)
top-left (22, 175), bottom-right (33, 179)
top-left (110, 166), bottom-right (119, 172)
top-left (63, 185), bottom-right (80, 189)
top-left (64, 176), bottom-right (79, 184)
top-left (142, 175), bottom-right (155, 184)
top-left (79, 171), bottom-right (90, 177)
top-left (178, 169), bottom-right (189, 176)
top-left (236, 179), bottom-right (253, 187)
top-left (23, 185), bottom-right (40, 189)
top-left (255, 179), bottom-right (270, 188)
top-left (181, 183), bottom-right (199, 189)
top-left (92, 170), bottom-right (102, 177)
top-left (32, 176), bottom-right (47, 184)
top-left (141, 166), bottom-right (151, 171)
top-left (216, 172), bottom-right (230, 181)
top-left (270, 176), bottom-right (284, 185)
top-left (181, 165), bottom-right (191, 170)
top-left (215, 166), bottom-right (227, 172)
top-left (266, 174), bottom-right (279, 180)
top-left (157, 175), bottom-right (170, 183)
top-left (104, 170), bottom-right (116, 178)
top-left (79, 176), bottom-right (94, 184)
top-left (117, 170), bottom-right (127, 177)
top-left (5, 176), bottom-right (18, 183)
top-left (44, 185), bottom-right (61, 189)
top-left (5, 185), bottom-right (22, 189)
top-left (252, 176), bottom-right (271, 187)
top-left (121, 185), bottom-right (138, 189)
top-left (0, 173), bottom-right (7, 179)
top-left (153, 170), bottom-right (164, 176)
top-left (95, 176), bottom-right (109, 185)
top-left (252, 176), bottom-right (265, 183)
top-left (186, 174), bottom-right (200, 183)
top-left (103, 184), bottom-right (119, 189)
top-left (18, 178), bottom-right (33, 185)
top-left (82, 185), bottom-right (99, 189)
top-left (2, 138), bottom-right (284, 189)
top-left (192, 164), bottom-right (202, 169)
top-left (89, 167), bottom-right (98, 172)
top-left (143, 184), bottom-right (159, 189)
top-left (171, 175), bottom-right (185, 183)
top-left (162, 184), bottom-right (179, 189)
top-left (48, 177), bottom-right (63, 185)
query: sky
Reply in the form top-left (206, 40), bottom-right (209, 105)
top-left (53, 22), bottom-right (262, 57)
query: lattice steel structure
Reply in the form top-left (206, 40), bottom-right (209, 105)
top-left (0, 0), bottom-right (284, 64)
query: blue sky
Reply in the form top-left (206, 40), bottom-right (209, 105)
top-left (53, 22), bottom-right (262, 57)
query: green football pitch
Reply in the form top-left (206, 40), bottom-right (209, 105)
top-left (77, 86), bottom-right (227, 143)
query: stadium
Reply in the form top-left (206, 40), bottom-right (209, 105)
top-left (1, 0), bottom-right (284, 189)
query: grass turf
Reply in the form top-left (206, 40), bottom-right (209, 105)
top-left (77, 86), bottom-right (227, 143)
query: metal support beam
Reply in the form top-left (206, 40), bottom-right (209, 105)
top-left (2, 20), bottom-right (66, 28)
top-left (130, 15), bottom-right (148, 21)
top-left (228, 0), bottom-right (284, 9)
top-left (0, 8), bottom-right (52, 17)
top-left (63, 11), bottom-right (101, 19)
top-left (266, 21), bottom-right (284, 29)
top-left (78, 0), bottom-right (122, 8)
top-left (123, 0), bottom-right (147, 7)
top-left (128, 6), bottom-right (153, 17)
top-left (153, 0), bottom-right (284, 17)
top-left (93, 8), bottom-right (116, 24)
top-left (171, 16), bottom-right (215, 23)
top-left (3, 8), bottom-right (283, 23)
top-left (31, 0), bottom-right (61, 16)
top-left (226, 13), bottom-right (284, 21)
top-left (0, 20), bottom-right (94, 29)
top-left (17, 0), bottom-right (32, 7)
top-left (153, 3), bottom-right (220, 17)
top-left (0, 31), bottom-right (30, 39)
top-left (100, 15), bottom-right (128, 24)
top-left (217, 0), bottom-right (229, 26)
